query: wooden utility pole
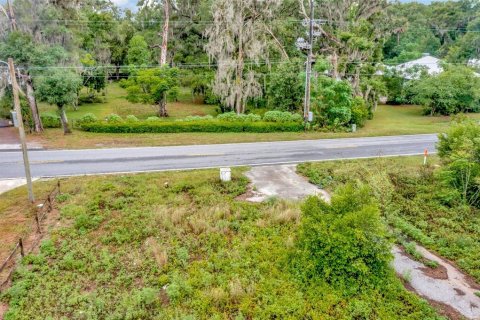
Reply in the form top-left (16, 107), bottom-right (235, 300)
top-left (8, 58), bottom-right (34, 203)
top-left (6, 0), bottom-right (17, 31)
top-left (303, 0), bottom-right (314, 123)
top-left (160, 0), bottom-right (170, 66)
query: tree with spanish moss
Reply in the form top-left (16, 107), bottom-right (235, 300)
top-left (205, 0), bottom-right (281, 114)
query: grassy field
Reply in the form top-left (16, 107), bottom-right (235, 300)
top-left (38, 84), bottom-right (217, 121)
top-left (0, 169), bottom-right (440, 319)
top-left (33, 83), bottom-right (480, 149)
top-left (298, 156), bottom-right (480, 282)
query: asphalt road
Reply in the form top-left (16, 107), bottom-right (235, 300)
top-left (0, 134), bottom-right (438, 179)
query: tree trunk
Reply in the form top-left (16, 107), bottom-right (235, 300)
top-left (331, 52), bottom-right (339, 80)
top-left (25, 75), bottom-right (43, 133)
top-left (58, 106), bottom-right (71, 134)
top-left (235, 30), bottom-right (244, 114)
top-left (158, 95), bottom-right (168, 117)
top-left (160, 0), bottom-right (170, 66)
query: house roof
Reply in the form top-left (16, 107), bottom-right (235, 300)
top-left (395, 55), bottom-right (443, 76)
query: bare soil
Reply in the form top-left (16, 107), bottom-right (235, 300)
top-left (419, 265), bottom-right (449, 280)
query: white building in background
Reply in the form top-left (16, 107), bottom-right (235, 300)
top-left (390, 54), bottom-right (479, 79)
top-left (394, 54), bottom-right (443, 79)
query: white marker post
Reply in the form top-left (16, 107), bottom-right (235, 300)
top-left (423, 149), bottom-right (428, 166)
top-left (220, 167), bottom-right (231, 182)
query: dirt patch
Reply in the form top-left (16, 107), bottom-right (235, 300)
top-left (0, 127), bottom-right (19, 144)
top-left (235, 183), bottom-right (265, 202)
top-left (419, 264), bottom-right (448, 280)
top-left (0, 302), bottom-right (8, 320)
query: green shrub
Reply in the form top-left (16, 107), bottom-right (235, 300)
top-left (351, 97), bottom-right (370, 127)
top-left (81, 120), bottom-right (304, 133)
top-left (267, 59), bottom-right (304, 112)
top-left (118, 79), bottom-right (129, 88)
top-left (125, 115), bottom-right (139, 122)
top-left (263, 111), bottom-right (302, 123)
top-left (411, 66), bottom-right (480, 115)
top-left (293, 184), bottom-right (392, 294)
top-left (437, 118), bottom-right (480, 207)
top-left (216, 112), bottom-right (261, 122)
top-left (217, 112), bottom-right (238, 122)
top-left (40, 113), bottom-right (61, 128)
top-left (77, 113), bottom-right (97, 126)
top-left (146, 116), bottom-right (161, 122)
top-left (183, 115), bottom-right (214, 122)
top-left (105, 113), bottom-right (123, 123)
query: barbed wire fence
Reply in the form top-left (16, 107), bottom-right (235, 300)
top-left (0, 180), bottom-right (61, 291)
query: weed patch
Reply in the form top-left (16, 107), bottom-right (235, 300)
top-left (1, 169), bottom-right (440, 319)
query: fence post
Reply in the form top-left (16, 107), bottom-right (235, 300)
top-left (47, 195), bottom-right (52, 212)
top-left (35, 213), bottom-right (41, 233)
top-left (57, 180), bottom-right (61, 194)
top-left (19, 238), bottom-right (24, 257)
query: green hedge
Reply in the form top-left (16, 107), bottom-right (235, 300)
top-left (40, 113), bottom-right (61, 128)
top-left (81, 120), bottom-right (304, 133)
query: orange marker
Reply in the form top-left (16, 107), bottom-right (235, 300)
top-left (424, 149), bottom-right (428, 165)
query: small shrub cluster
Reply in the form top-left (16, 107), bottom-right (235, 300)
top-left (81, 121), bottom-right (304, 133)
top-left (263, 111), bottom-right (303, 123)
top-left (293, 184), bottom-right (392, 294)
top-left (437, 118), bottom-right (480, 208)
top-left (40, 113), bottom-right (61, 128)
top-left (105, 113), bottom-right (123, 123)
top-left (76, 113), bottom-right (98, 126)
top-left (183, 115), bottom-right (214, 122)
top-left (216, 112), bottom-right (262, 122)
top-left (126, 115), bottom-right (139, 122)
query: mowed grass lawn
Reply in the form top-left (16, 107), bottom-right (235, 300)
top-left (32, 83), bottom-right (480, 149)
top-left (38, 83), bottom-right (217, 121)
top-left (0, 169), bottom-right (439, 319)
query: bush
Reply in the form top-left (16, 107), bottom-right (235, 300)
top-left (411, 66), bottom-right (480, 115)
top-left (267, 60), bottom-right (304, 112)
top-left (105, 113), bottom-right (123, 123)
top-left (183, 115), bottom-right (214, 122)
top-left (351, 97), bottom-right (370, 127)
top-left (125, 115), bottom-right (139, 122)
top-left (263, 111), bottom-right (302, 123)
top-left (312, 76), bottom-right (370, 128)
top-left (40, 113), bottom-right (61, 128)
top-left (437, 118), bottom-right (480, 207)
top-left (146, 116), bottom-right (161, 122)
top-left (81, 120), bottom-right (304, 134)
top-left (293, 184), bottom-right (392, 294)
top-left (216, 112), bottom-right (238, 122)
top-left (77, 113), bottom-right (98, 126)
top-left (216, 112), bottom-right (261, 122)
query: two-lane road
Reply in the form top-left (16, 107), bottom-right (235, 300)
top-left (0, 134), bottom-right (438, 179)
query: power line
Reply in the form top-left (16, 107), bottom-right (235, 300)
top-left (11, 17), bottom-right (480, 33)
top-left (13, 60), bottom-right (477, 71)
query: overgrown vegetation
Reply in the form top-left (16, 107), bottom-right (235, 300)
top-left (292, 184), bottom-right (392, 294)
top-left (0, 170), bottom-right (440, 319)
top-left (298, 149), bottom-right (480, 281)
